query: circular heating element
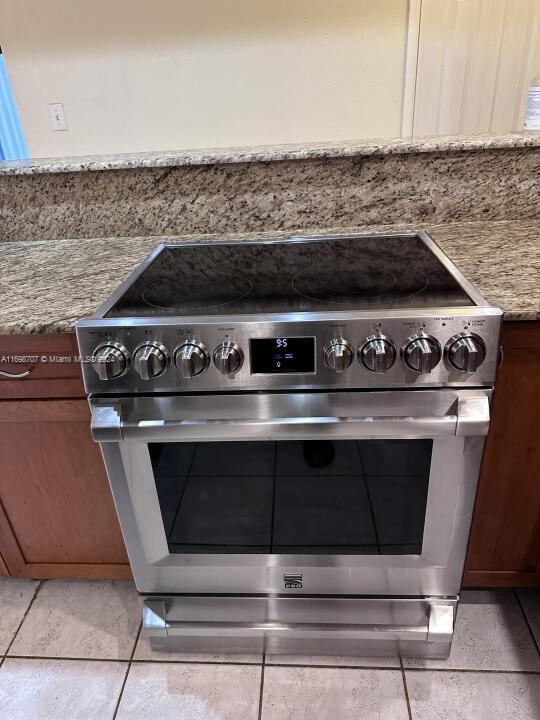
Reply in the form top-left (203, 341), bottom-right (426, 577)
top-left (292, 266), bottom-right (430, 306)
top-left (141, 273), bottom-right (253, 311)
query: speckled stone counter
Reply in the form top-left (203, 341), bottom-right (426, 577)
top-left (1, 134), bottom-right (539, 243)
top-left (0, 220), bottom-right (537, 334)
top-left (1, 133), bottom-right (539, 176)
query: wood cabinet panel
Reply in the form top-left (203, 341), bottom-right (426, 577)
top-left (0, 334), bottom-right (85, 399)
top-left (464, 322), bottom-right (540, 587)
top-left (0, 398), bottom-right (130, 579)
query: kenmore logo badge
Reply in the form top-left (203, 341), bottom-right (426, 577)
top-left (284, 574), bottom-right (303, 589)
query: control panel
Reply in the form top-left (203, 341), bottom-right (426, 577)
top-left (77, 311), bottom-right (501, 394)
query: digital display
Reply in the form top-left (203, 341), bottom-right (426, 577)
top-left (250, 337), bottom-right (315, 374)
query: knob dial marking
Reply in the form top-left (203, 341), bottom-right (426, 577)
top-left (446, 332), bottom-right (486, 373)
top-left (324, 339), bottom-right (354, 373)
top-left (213, 342), bottom-right (244, 376)
top-left (92, 343), bottom-right (129, 380)
top-left (359, 335), bottom-right (396, 373)
top-left (132, 342), bottom-right (169, 380)
top-left (402, 334), bottom-right (442, 374)
top-left (174, 341), bottom-right (209, 378)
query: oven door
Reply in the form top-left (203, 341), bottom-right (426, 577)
top-left (91, 388), bottom-right (490, 598)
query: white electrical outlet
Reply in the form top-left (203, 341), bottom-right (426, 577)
top-left (48, 103), bottom-right (68, 131)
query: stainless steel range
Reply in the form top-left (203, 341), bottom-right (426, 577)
top-left (76, 231), bottom-right (502, 659)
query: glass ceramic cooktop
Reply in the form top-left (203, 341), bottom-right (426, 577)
top-left (106, 235), bottom-right (475, 318)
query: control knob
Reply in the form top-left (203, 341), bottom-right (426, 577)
top-left (445, 332), bottom-right (486, 373)
top-left (133, 342), bottom-right (169, 380)
top-left (402, 334), bottom-right (442, 374)
top-left (174, 341), bottom-right (209, 378)
top-left (359, 335), bottom-right (396, 374)
top-left (324, 339), bottom-right (354, 373)
top-left (213, 342), bottom-right (244, 376)
top-left (92, 343), bottom-right (129, 380)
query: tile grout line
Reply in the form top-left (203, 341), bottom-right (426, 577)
top-left (112, 622), bottom-right (142, 720)
top-left (5, 653), bottom-right (263, 666)
top-left (400, 655), bottom-right (414, 720)
top-left (257, 652), bottom-right (266, 720)
top-left (513, 588), bottom-right (540, 658)
top-left (0, 580), bottom-right (44, 669)
top-left (265, 660), bottom-right (403, 671)
top-left (7, 655), bottom-right (129, 665)
top-left (3, 651), bottom-right (540, 675)
top-left (399, 667), bottom-right (540, 676)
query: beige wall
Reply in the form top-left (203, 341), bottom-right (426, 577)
top-left (0, 0), bottom-right (409, 158)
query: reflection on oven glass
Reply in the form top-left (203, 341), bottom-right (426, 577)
top-left (149, 439), bottom-right (432, 556)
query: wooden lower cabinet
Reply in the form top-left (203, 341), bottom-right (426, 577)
top-left (463, 322), bottom-right (540, 587)
top-left (0, 398), bottom-right (130, 579)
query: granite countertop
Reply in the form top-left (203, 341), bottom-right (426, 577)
top-left (0, 133), bottom-right (539, 176)
top-left (0, 220), bottom-right (537, 334)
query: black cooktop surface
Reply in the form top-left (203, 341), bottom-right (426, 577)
top-left (105, 234), bottom-right (475, 318)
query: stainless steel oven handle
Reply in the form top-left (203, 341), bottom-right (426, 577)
top-left (91, 395), bottom-right (489, 442)
top-left (119, 414), bottom-right (458, 442)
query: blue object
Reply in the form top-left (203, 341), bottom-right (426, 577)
top-left (0, 53), bottom-right (28, 160)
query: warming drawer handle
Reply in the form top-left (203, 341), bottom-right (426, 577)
top-left (143, 602), bottom-right (454, 644)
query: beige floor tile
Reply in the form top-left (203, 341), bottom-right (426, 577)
top-left (9, 579), bottom-right (140, 660)
top-left (0, 657), bottom-right (126, 719)
top-left (517, 588), bottom-right (540, 647)
top-left (403, 589), bottom-right (540, 671)
top-left (134, 631), bottom-right (262, 663)
top-left (265, 653), bottom-right (400, 667)
top-left (0, 578), bottom-right (39, 654)
top-left (261, 666), bottom-right (408, 720)
top-left (405, 670), bottom-right (540, 720)
top-left (116, 661), bottom-right (261, 719)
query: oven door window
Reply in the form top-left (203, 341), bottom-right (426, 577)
top-left (149, 439), bottom-right (432, 555)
